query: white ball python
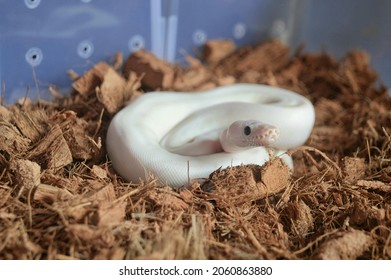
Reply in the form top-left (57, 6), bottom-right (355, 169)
top-left (106, 84), bottom-right (315, 188)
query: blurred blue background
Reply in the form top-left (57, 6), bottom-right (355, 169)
top-left (0, 0), bottom-right (390, 103)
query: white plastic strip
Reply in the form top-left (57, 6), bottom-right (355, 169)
top-left (150, 0), bottom-right (165, 58)
top-left (163, 0), bottom-right (179, 62)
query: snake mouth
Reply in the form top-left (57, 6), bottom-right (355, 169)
top-left (247, 126), bottom-right (280, 147)
top-left (248, 134), bottom-right (279, 147)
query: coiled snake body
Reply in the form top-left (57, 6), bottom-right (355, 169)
top-left (106, 84), bottom-right (315, 188)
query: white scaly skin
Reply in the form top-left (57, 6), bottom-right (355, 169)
top-left (106, 84), bottom-right (315, 188)
top-left (163, 120), bottom-right (279, 156)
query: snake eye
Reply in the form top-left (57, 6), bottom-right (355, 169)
top-left (244, 126), bottom-right (251, 136)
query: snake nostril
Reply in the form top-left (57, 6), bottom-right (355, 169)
top-left (244, 126), bottom-right (251, 136)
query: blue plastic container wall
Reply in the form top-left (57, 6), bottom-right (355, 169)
top-left (164, 0), bottom-right (300, 62)
top-left (0, 0), bottom-right (163, 104)
top-left (0, 0), bottom-right (390, 104)
top-left (297, 0), bottom-right (391, 89)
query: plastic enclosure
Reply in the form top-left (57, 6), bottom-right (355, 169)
top-left (0, 0), bottom-right (390, 104)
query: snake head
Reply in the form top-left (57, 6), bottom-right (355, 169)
top-left (220, 120), bottom-right (280, 152)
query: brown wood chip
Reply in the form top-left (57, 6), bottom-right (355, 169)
top-left (313, 229), bottom-right (373, 259)
top-left (202, 39), bottom-right (236, 64)
top-left (123, 49), bottom-right (175, 89)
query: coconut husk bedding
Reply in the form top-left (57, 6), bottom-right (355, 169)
top-left (0, 39), bottom-right (390, 260)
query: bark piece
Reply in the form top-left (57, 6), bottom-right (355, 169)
top-left (11, 108), bottom-right (47, 142)
top-left (123, 50), bottom-right (175, 89)
top-left (92, 201), bottom-right (126, 227)
top-left (28, 124), bottom-right (73, 170)
top-left (72, 62), bottom-right (110, 95)
top-left (33, 183), bottom-right (74, 203)
top-left (342, 157), bottom-right (367, 183)
top-left (146, 187), bottom-right (189, 211)
top-left (11, 159), bottom-right (41, 190)
top-left (0, 121), bottom-right (30, 155)
top-left (96, 68), bottom-right (142, 114)
top-left (356, 180), bottom-right (391, 193)
top-left (52, 110), bottom-right (101, 161)
top-left (205, 158), bottom-right (291, 206)
top-left (313, 229), bottom-right (373, 260)
top-left (203, 39), bottom-right (236, 64)
top-left (215, 40), bottom-right (290, 77)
